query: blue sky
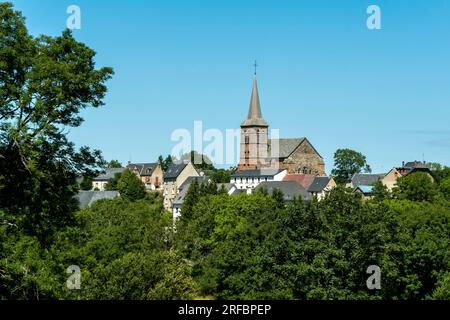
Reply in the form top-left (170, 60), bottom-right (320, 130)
top-left (10, 0), bottom-right (450, 173)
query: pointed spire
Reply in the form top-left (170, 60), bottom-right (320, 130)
top-left (241, 74), bottom-right (268, 127)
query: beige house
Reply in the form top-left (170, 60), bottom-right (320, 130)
top-left (348, 161), bottom-right (435, 199)
top-left (126, 162), bottom-right (163, 191)
top-left (92, 168), bottom-right (125, 191)
top-left (307, 176), bottom-right (337, 200)
top-left (163, 161), bottom-right (199, 211)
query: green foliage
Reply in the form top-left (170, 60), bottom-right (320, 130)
top-left (79, 175), bottom-right (93, 190)
top-left (0, 3), bottom-right (113, 241)
top-left (105, 172), bottom-right (122, 191)
top-left (175, 185), bottom-right (450, 300)
top-left (107, 160), bottom-right (122, 168)
top-left (208, 169), bottom-right (232, 183)
top-left (393, 172), bottom-right (437, 202)
top-left (371, 180), bottom-right (390, 201)
top-left (117, 169), bottom-right (146, 201)
top-left (159, 154), bottom-right (173, 172)
top-left (331, 148), bottom-right (372, 184)
top-left (0, 198), bottom-right (198, 299)
top-left (439, 176), bottom-right (450, 199)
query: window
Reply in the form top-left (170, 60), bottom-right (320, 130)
top-left (245, 136), bottom-right (249, 144)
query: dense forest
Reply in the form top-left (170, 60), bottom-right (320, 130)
top-left (0, 2), bottom-right (449, 300)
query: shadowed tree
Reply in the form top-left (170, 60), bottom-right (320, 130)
top-left (0, 3), bottom-right (113, 240)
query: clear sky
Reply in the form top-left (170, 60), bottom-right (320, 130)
top-left (10, 0), bottom-right (450, 173)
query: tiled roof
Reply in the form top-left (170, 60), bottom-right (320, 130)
top-left (350, 173), bottom-right (385, 188)
top-left (355, 185), bottom-right (374, 195)
top-left (283, 174), bottom-right (316, 189)
top-left (268, 138), bottom-right (306, 158)
top-left (308, 176), bottom-right (331, 193)
top-left (256, 181), bottom-right (312, 201)
top-left (126, 162), bottom-right (158, 176)
top-left (164, 162), bottom-right (188, 180)
top-left (173, 176), bottom-right (210, 205)
top-left (75, 191), bottom-right (119, 208)
top-left (93, 168), bottom-right (125, 181)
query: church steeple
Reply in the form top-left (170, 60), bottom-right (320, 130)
top-left (241, 75), bottom-right (268, 127)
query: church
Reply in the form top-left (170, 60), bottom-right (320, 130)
top-left (237, 73), bottom-right (325, 176)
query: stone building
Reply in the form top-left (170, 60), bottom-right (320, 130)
top-left (237, 74), bottom-right (325, 175)
top-left (162, 161), bottom-right (199, 211)
top-left (126, 162), bottom-right (163, 191)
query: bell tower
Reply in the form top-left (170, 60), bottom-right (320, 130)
top-left (238, 69), bottom-right (269, 170)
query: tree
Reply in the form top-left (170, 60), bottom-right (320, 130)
top-left (439, 176), bottom-right (450, 199)
top-left (393, 172), bottom-right (437, 202)
top-left (117, 169), bottom-right (146, 201)
top-left (79, 175), bottom-right (93, 190)
top-left (159, 155), bottom-right (173, 172)
top-left (107, 160), bottom-right (122, 168)
top-left (105, 172), bottom-right (122, 191)
top-left (371, 180), bottom-right (390, 201)
top-left (331, 148), bottom-right (372, 184)
top-left (209, 169), bottom-right (232, 183)
top-left (0, 3), bottom-right (113, 241)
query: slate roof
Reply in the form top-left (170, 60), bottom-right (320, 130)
top-left (241, 76), bottom-right (268, 127)
top-left (173, 176), bottom-right (210, 205)
top-left (178, 175), bottom-right (209, 191)
top-left (308, 176), bottom-right (331, 193)
top-left (283, 174), bottom-right (316, 189)
top-left (255, 181), bottom-right (312, 201)
top-left (350, 173), bottom-right (385, 188)
top-left (216, 183), bottom-right (236, 193)
top-left (126, 162), bottom-right (158, 176)
top-left (231, 168), bottom-right (285, 178)
top-left (268, 138), bottom-right (306, 159)
top-left (93, 168), bottom-right (125, 181)
top-left (164, 162), bottom-right (188, 180)
top-left (403, 161), bottom-right (428, 169)
top-left (355, 185), bottom-right (374, 195)
top-left (75, 191), bottom-right (119, 209)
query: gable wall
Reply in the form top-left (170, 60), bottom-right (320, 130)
top-left (283, 140), bottom-right (325, 175)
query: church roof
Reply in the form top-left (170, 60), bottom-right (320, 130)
top-left (268, 138), bottom-right (306, 158)
top-left (241, 76), bottom-right (268, 127)
top-left (231, 168), bottom-right (285, 178)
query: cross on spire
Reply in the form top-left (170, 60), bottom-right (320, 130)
top-left (253, 60), bottom-right (258, 75)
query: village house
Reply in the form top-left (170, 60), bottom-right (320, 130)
top-left (163, 161), bottom-right (199, 211)
top-left (307, 176), bottom-right (337, 200)
top-left (172, 178), bottom-right (237, 221)
top-left (283, 174), bottom-right (336, 200)
top-left (230, 168), bottom-right (287, 192)
top-left (127, 162), bottom-right (163, 191)
top-left (348, 161), bottom-right (435, 198)
top-left (92, 167), bottom-right (125, 191)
